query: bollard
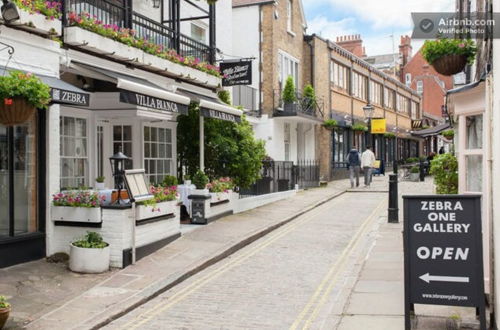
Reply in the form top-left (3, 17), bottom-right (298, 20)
top-left (388, 174), bottom-right (399, 223)
top-left (419, 159), bottom-right (425, 182)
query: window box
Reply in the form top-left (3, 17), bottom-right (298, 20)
top-left (69, 243), bottom-right (110, 273)
top-left (210, 190), bottom-right (232, 204)
top-left (136, 200), bottom-right (178, 221)
top-left (51, 206), bottom-right (102, 223)
top-left (13, 9), bottom-right (62, 36)
top-left (64, 27), bottom-right (143, 63)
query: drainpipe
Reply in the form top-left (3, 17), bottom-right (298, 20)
top-left (258, 6), bottom-right (263, 116)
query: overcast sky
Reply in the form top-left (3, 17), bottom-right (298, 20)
top-left (303, 0), bottom-right (455, 56)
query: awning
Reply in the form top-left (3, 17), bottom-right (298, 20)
top-left (70, 63), bottom-right (190, 114)
top-left (412, 123), bottom-right (451, 137)
top-left (177, 89), bottom-right (243, 123)
top-left (37, 75), bottom-right (91, 107)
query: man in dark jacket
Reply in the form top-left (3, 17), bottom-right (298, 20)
top-left (347, 148), bottom-right (361, 188)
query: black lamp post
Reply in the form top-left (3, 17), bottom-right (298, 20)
top-left (109, 149), bottom-right (130, 204)
top-left (393, 127), bottom-right (398, 174)
top-left (1, 0), bottom-right (19, 23)
top-left (363, 104), bottom-right (375, 147)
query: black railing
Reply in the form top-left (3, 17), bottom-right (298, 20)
top-left (63, 0), bottom-right (212, 63)
top-left (240, 160), bottom-right (320, 198)
top-left (273, 90), bottom-right (325, 119)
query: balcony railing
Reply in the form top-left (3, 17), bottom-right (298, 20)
top-left (63, 0), bottom-right (213, 63)
top-left (273, 90), bottom-right (324, 120)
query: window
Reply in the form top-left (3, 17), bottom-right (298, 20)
top-left (331, 62), bottom-right (348, 91)
top-left (60, 116), bottom-right (88, 188)
top-left (278, 52), bottom-right (299, 88)
top-left (233, 85), bottom-right (258, 111)
top-left (464, 114), bottom-right (484, 193)
top-left (333, 129), bottom-right (348, 166)
top-left (113, 125), bottom-right (133, 169)
top-left (287, 0), bottom-right (293, 32)
top-left (369, 81), bottom-right (382, 105)
top-left (352, 72), bottom-right (367, 100)
top-left (144, 126), bottom-right (173, 184)
top-left (405, 73), bottom-right (412, 87)
top-left (396, 94), bottom-right (409, 114)
top-left (411, 101), bottom-right (419, 119)
top-left (384, 88), bottom-right (395, 109)
top-left (284, 123), bottom-right (291, 161)
top-left (191, 24), bottom-right (206, 44)
top-left (416, 80), bottom-right (423, 94)
top-left (466, 115), bottom-right (483, 149)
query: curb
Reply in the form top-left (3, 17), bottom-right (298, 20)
top-left (88, 188), bottom-right (348, 330)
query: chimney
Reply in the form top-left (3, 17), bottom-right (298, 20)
top-left (399, 35), bottom-right (412, 68)
top-left (336, 34), bottom-right (366, 58)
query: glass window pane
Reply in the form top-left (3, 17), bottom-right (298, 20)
top-left (165, 160), bottom-right (171, 174)
top-left (159, 143), bottom-right (166, 158)
top-left (75, 138), bottom-right (87, 157)
top-left (75, 118), bottom-right (86, 137)
top-left (64, 137), bottom-right (75, 157)
top-left (149, 160), bottom-right (156, 173)
top-left (144, 126), bottom-right (150, 141)
top-left (466, 115), bottom-right (483, 149)
top-left (64, 117), bottom-right (75, 136)
top-left (0, 125), bottom-right (9, 237)
top-left (165, 129), bottom-right (172, 143)
top-left (123, 126), bottom-right (132, 141)
top-left (466, 155), bottom-right (482, 192)
top-left (144, 142), bottom-right (150, 158)
top-left (159, 128), bottom-right (165, 142)
top-left (113, 126), bottom-right (122, 141)
top-left (151, 143), bottom-right (158, 158)
top-left (166, 144), bottom-right (172, 158)
top-left (157, 160), bottom-right (164, 174)
top-left (123, 142), bottom-right (132, 159)
top-left (113, 142), bottom-right (121, 154)
top-left (151, 127), bottom-right (157, 141)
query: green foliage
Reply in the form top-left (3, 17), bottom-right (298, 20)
top-left (430, 153), bottom-right (458, 194)
top-left (162, 175), bottom-right (178, 187)
top-left (177, 104), bottom-right (266, 189)
top-left (12, 0), bottom-right (62, 19)
top-left (192, 170), bottom-right (209, 189)
top-left (207, 177), bottom-right (234, 193)
top-left (282, 76), bottom-right (297, 103)
top-left (0, 295), bottom-right (10, 309)
top-left (95, 176), bottom-right (105, 183)
top-left (218, 90), bottom-right (231, 105)
top-left (422, 38), bottom-right (476, 65)
top-left (0, 71), bottom-right (51, 109)
top-left (352, 123), bottom-right (368, 131)
top-left (72, 232), bottom-right (108, 249)
top-left (441, 129), bottom-right (455, 139)
top-left (410, 166), bottom-right (420, 174)
top-left (303, 84), bottom-right (316, 109)
top-left (406, 157), bottom-right (420, 164)
top-left (384, 132), bottom-right (396, 138)
top-left (323, 119), bottom-right (338, 129)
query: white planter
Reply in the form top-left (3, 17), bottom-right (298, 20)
top-left (69, 244), bottom-right (110, 273)
top-left (10, 9), bottom-right (62, 36)
top-left (210, 190), bottom-right (231, 204)
top-left (51, 206), bottom-right (101, 223)
top-left (184, 180), bottom-right (192, 186)
top-left (136, 200), bottom-right (178, 220)
top-left (64, 27), bottom-right (143, 62)
top-left (95, 182), bottom-right (105, 190)
top-left (410, 173), bottom-right (420, 182)
top-left (192, 188), bottom-right (209, 195)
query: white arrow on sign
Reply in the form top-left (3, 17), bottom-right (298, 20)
top-left (419, 273), bottom-right (470, 284)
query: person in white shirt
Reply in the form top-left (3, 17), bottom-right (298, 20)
top-left (361, 146), bottom-right (376, 187)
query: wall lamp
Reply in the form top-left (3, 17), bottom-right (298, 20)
top-left (1, 0), bottom-right (20, 23)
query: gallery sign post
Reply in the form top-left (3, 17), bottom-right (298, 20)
top-left (403, 195), bottom-right (486, 330)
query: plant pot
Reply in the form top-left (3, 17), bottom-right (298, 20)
top-left (283, 102), bottom-right (297, 113)
top-left (95, 182), bottom-right (105, 190)
top-left (432, 54), bottom-right (467, 76)
top-left (192, 188), bottom-right (209, 195)
top-left (0, 97), bottom-right (36, 126)
top-left (410, 173), bottom-right (420, 182)
top-left (277, 179), bottom-right (290, 192)
top-left (51, 206), bottom-right (102, 223)
top-left (69, 244), bottom-right (110, 273)
top-left (136, 200), bottom-right (177, 220)
top-left (0, 307), bottom-right (10, 330)
top-left (184, 180), bottom-right (192, 186)
top-left (209, 191), bottom-right (231, 203)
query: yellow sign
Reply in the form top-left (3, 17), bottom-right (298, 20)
top-left (371, 119), bottom-right (386, 134)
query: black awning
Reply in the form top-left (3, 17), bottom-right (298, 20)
top-left (177, 89), bottom-right (243, 123)
top-left (38, 75), bottom-right (90, 107)
top-left (412, 123), bottom-right (451, 137)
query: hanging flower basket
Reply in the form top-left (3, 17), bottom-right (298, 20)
top-left (0, 97), bottom-right (36, 126)
top-left (431, 54), bottom-right (468, 76)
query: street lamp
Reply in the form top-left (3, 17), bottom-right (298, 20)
top-left (152, 0), bottom-right (161, 9)
top-left (1, 0), bottom-right (19, 23)
top-left (363, 103), bottom-right (375, 147)
top-left (109, 149), bottom-right (130, 204)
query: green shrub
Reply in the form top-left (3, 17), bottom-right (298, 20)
top-left (406, 157), bottom-right (419, 164)
top-left (384, 132), bottom-right (396, 138)
top-left (95, 176), bottom-right (105, 183)
top-left (282, 76), bottom-right (297, 103)
top-left (162, 175), bottom-right (178, 187)
top-left (410, 166), bottom-right (420, 174)
top-left (192, 170), bottom-right (209, 189)
top-left (441, 129), bottom-right (455, 139)
top-left (430, 153), bottom-right (458, 194)
top-left (72, 232), bottom-right (108, 249)
top-left (352, 123), bottom-right (368, 131)
top-left (0, 71), bottom-right (51, 109)
top-left (323, 119), bottom-right (338, 129)
top-left (218, 90), bottom-right (231, 105)
top-left (303, 84), bottom-right (316, 109)
top-left (422, 38), bottom-right (476, 65)
top-left (0, 295), bottom-right (10, 309)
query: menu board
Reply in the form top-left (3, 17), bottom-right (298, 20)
top-left (124, 169), bottom-right (154, 203)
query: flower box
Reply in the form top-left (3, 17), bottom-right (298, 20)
top-left (136, 200), bottom-right (178, 220)
top-left (12, 9), bottom-right (62, 36)
top-left (51, 206), bottom-right (102, 223)
top-left (210, 190), bottom-right (232, 204)
top-left (64, 27), bottom-right (143, 63)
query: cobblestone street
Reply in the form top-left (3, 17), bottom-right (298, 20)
top-left (103, 191), bottom-right (387, 330)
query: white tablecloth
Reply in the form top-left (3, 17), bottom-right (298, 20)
top-left (177, 184), bottom-right (196, 216)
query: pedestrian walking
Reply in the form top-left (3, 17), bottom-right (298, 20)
top-left (346, 148), bottom-right (361, 188)
top-left (361, 146), bottom-right (376, 187)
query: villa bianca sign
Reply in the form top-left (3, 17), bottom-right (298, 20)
top-left (119, 90), bottom-right (188, 114)
top-left (220, 60), bottom-right (252, 86)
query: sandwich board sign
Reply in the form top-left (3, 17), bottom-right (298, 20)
top-left (403, 195), bottom-right (486, 330)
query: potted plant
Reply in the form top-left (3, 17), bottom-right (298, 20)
top-left (410, 166), bottom-right (420, 182)
top-left (0, 296), bottom-right (10, 330)
top-left (352, 123), bottom-right (368, 132)
top-left (323, 119), bottom-right (338, 130)
top-left (183, 174), bottom-right (192, 186)
top-left (51, 190), bottom-right (104, 223)
top-left (162, 175), bottom-right (178, 187)
top-left (384, 132), bottom-right (396, 139)
top-left (207, 177), bottom-right (234, 203)
top-left (422, 38), bottom-right (476, 76)
top-left (192, 170), bottom-right (209, 194)
top-left (136, 185), bottom-right (178, 220)
top-left (303, 84), bottom-right (316, 113)
top-left (441, 129), bottom-right (455, 141)
top-left (69, 232), bottom-right (110, 273)
top-left (282, 76), bottom-right (297, 113)
top-left (95, 176), bottom-right (105, 190)
top-left (0, 71), bottom-right (51, 126)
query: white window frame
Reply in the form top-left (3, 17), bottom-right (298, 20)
top-left (417, 80), bottom-right (423, 94)
top-left (405, 73), bottom-right (412, 87)
top-left (287, 0), bottom-right (293, 32)
top-left (143, 124), bottom-right (175, 184)
top-left (190, 22), bottom-right (207, 45)
top-left (278, 50), bottom-right (300, 89)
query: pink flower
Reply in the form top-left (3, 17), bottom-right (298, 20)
top-left (458, 43), bottom-right (465, 48)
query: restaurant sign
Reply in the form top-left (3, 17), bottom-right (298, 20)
top-left (220, 60), bottom-right (252, 86)
top-left (200, 108), bottom-right (241, 123)
top-left (120, 90), bottom-right (188, 114)
top-left (50, 88), bottom-right (90, 106)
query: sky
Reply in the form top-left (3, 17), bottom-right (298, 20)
top-left (303, 0), bottom-right (455, 57)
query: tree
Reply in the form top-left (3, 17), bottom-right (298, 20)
top-left (177, 103), bottom-right (266, 188)
top-left (303, 84), bottom-right (316, 110)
